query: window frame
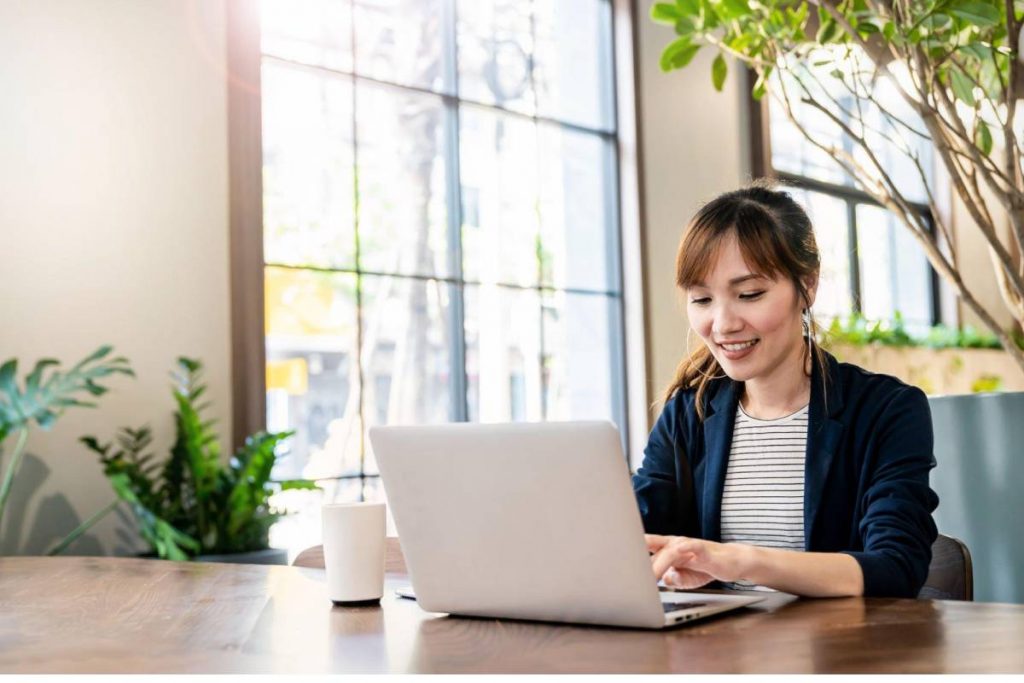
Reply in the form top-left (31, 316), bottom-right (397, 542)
top-left (746, 68), bottom-right (943, 329)
top-left (225, 0), bottom-right (649, 472)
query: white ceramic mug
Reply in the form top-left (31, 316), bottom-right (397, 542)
top-left (322, 502), bottom-right (386, 605)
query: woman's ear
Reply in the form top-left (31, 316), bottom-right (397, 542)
top-left (803, 273), bottom-right (819, 309)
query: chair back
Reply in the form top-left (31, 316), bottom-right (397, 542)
top-left (918, 533), bottom-right (973, 601)
top-left (293, 537), bottom-right (407, 574)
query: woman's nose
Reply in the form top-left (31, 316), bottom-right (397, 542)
top-left (712, 303), bottom-right (744, 336)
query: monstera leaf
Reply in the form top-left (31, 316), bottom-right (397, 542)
top-left (0, 347), bottom-right (133, 535)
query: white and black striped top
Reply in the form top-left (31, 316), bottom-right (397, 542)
top-left (720, 402), bottom-right (809, 592)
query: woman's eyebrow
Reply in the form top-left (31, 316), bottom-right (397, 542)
top-left (692, 273), bottom-right (766, 288)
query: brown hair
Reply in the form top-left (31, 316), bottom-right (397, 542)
top-left (663, 180), bottom-right (830, 418)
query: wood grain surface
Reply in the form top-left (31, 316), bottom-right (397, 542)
top-left (1, 556), bottom-right (1022, 674)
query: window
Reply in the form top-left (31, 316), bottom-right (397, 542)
top-left (752, 56), bottom-right (941, 335)
top-left (256, 0), bottom-right (627, 550)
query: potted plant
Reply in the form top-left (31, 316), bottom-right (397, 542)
top-left (0, 347), bottom-right (133, 552)
top-left (52, 357), bottom-right (318, 563)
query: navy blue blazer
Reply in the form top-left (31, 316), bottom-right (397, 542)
top-left (632, 351), bottom-right (939, 598)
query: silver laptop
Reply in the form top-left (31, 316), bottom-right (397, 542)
top-left (369, 421), bottom-right (763, 629)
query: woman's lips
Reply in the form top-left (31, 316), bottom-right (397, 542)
top-left (717, 338), bottom-right (759, 360)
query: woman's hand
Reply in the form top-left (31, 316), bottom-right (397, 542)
top-left (645, 534), bottom-right (753, 589)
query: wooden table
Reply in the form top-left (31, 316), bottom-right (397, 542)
top-left (2, 557), bottom-right (1023, 673)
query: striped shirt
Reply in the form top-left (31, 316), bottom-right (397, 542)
top-left (720, 402), bottom-right (809, 591)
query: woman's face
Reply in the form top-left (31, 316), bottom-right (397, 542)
top-left (684, 233), bottom-right (815, 384)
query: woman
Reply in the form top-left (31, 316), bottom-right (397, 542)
top-left (633, 182), bottom-right (939, 598)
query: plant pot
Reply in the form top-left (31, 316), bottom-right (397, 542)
top-left (195, 548), bottom-right (289, 565)
top-left (928, 391), bottom-right (1024, 603)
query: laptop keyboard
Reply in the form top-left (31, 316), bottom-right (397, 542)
top-left (663, 602), bottom-right (707, 613)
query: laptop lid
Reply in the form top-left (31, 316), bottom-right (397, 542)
top-left (370, 421), bottom-right (671, 629)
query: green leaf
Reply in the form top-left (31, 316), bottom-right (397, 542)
top-left (976, 119), bottom-right (993, 155)
top-left (700, 0), bottom-right (721, 29)
top-left (277, 479), bottom-right (320, 491)
top-left (660, 37), bottom-right (701, 72)
top-left (959, 43), bottom-right (993, 60)
top-left (950, 66), bottom-right (977, 106)
top-left (25, 359), bottom-right (58, 394)
top-left (816, 5), bottom-right (841, 43)
top-left (883, 20), bottom-right (896, 40)
top-left (719, 0), bottom-right (752, 20)
top-left (35, 409), bottom-right (58, 430)
top-left (678, 0), bottom-right (700, 15)
top-left (752, 66), bottom-right (772, 100)
top-left (712, 53), bottom-right (728, 91)
top-left (651, 2), bottom-right (681, 24)
top-left (0, 360), bottom-right (17, 395)
top-left (950, 2), bottom-right (1000, 27)
top-left (920, 13), bottom-right (953, 33)
top-left (71, 345), bottom-right (112, 371)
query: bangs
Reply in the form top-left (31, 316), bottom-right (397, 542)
top-left (675, 201), bottom-right (797, 289)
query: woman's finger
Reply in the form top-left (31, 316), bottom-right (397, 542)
top-left (651, 546), bottom-right (695, 580)
top-left (644, 534), bottom-right (670, 552)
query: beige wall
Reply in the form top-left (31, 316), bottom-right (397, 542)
top-left (634, 17), bottom-right (747, 440)
top-left (0, 0), bottom-right (232, 555)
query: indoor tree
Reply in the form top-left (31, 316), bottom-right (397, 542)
top-left (652, 0), bottom-right (1024, 371)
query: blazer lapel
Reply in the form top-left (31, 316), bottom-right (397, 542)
top-left (701, 379), bottom-right (740, 542)
top-left (804, 352), bottom-right (845, 549)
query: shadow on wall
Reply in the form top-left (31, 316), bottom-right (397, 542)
top-left (0, 451), bottom-right (103, 556)
top-left (929, 392), bottom-right (1024, 604)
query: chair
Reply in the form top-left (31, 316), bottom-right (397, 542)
top-left (918, 533), bottom-right (973, 601)
top-left (293, 536), bottom-right (407, 574)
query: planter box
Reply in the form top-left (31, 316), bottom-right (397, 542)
top-left (827, 344), bottom-right (1024, 395)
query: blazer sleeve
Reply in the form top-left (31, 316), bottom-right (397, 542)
top-left (842, 385), bottom-right (940, 598)
top-left (631, 396), bottom-right (698, 537)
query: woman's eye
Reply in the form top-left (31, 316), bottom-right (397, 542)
top-left (739, 291), bottom-right (765, 300)
top-left (689, 297), bottom-right (711, 306)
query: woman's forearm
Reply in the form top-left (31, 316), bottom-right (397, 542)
top-left (738, 545), bottom-right (865, 597)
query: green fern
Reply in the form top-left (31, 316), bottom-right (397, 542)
top-left (73, 357), bottom-right (317, 560)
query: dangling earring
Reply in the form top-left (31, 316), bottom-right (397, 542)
top-left (686, 328), bottom-right (727, 380)
top-left (803, 306), bottom-right (814, 373)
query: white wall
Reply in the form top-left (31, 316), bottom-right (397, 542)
top-left (634, 17), bottom-right (747, 423)
top-left (0, 0), bottom-right (232, 555)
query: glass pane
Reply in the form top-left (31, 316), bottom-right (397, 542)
top-left (456, 0), bottom-right (535, 114)
top-left (533, 0), bottom-right (614, 130)
top-left (460, 105), bottom-right (540, 286)
top-left (356, 83), bottom-right (450, 278)
top-left (265, 267), bottom-right (362, 480)
top-left (260, 0), bottom-right (352, 72)
top-left (769, 74), bottom-right (852, 186)
top-left (770, 50), bottom-right (934, 204)
top-left (262, 62), bottom-right (356, 269)
top-left (465, 284), bottom-right (543, 422)
top-left (854, 70), bottom-right (934, 205)
top-left (538, 124), bottom-right (617, 292)
top-left (856, 204), bottom-right (933, 330)
top-left (786, 188), bottom-right (852, 324)
top-left (361, 276), bottom-right (456, 474)
top-left (542, 291), bottom-right (621, 423)
top-left (353, 0), bottom-right (448, 93)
